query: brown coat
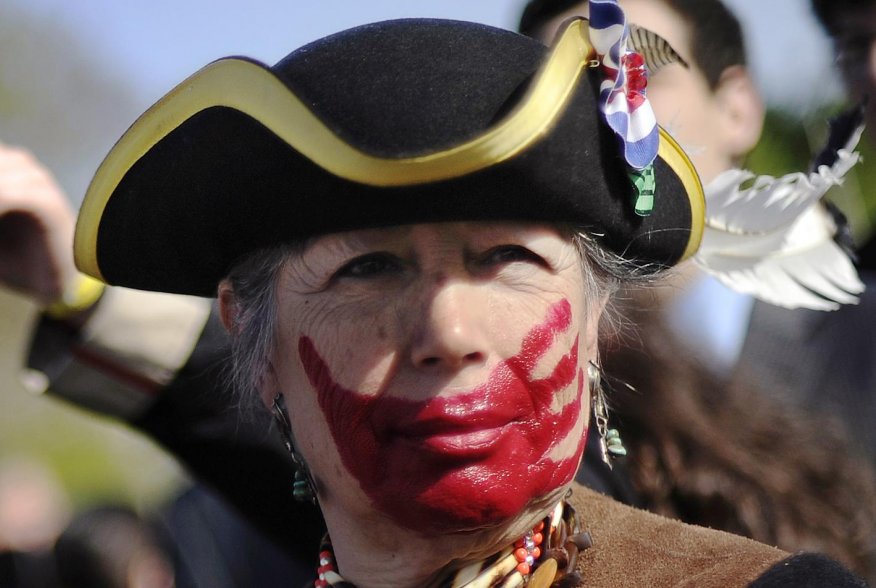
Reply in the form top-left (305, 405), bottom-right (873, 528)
top-left (569, 484), bottom-right (788, 587)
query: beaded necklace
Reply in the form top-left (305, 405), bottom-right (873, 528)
top-left (312, 498), bottom-right (592, 588)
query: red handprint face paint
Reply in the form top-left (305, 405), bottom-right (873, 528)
top-left (299, 298), bottom-right (587, 533)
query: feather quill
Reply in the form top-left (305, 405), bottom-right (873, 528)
top-left (694, 105), bottom-right (866, 310)
top-left (628, 24), bottom-right (688, 74)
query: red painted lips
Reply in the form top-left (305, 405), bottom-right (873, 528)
top-left (385, 387), bottom-right (525, 458)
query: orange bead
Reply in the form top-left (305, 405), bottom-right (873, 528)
top-left (533, 532), bottom-right (544, 545)
top-left (532, 547), bottom-right (541, 559)
top-left (534, 521), bottom-right (545, 532)
top-left (516, 562), bottom-right (531, 575)
top-left (515, 547), bottom-right (529, 561)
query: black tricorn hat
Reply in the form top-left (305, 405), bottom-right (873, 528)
top-left (74, 18), bottom-right (703, 297)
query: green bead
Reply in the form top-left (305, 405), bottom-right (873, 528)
top-left (604, 428), bottom-right (627, 456)
top-left (294, 481), bottom-right (313, 500)
top-left (293, 469), bottom-right (316, 503)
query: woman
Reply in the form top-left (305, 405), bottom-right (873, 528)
top-left (69, 2), bottom-right (867, 586)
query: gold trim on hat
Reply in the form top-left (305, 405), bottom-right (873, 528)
top-left (657, 127), bottom-right (704, 261)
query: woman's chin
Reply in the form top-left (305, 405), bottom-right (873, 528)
top-left (377, 466), bottom-right (571, 536)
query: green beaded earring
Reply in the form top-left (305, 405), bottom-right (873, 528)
top-left (271, 393), bottom-right (318, 505)
top-left (589, 362), bottom-right (628, 468)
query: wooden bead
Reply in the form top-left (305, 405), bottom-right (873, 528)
top-left (528, 559), bottom-right (559, 588)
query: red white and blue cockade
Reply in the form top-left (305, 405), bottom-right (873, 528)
top-left (589, 0), bottom-right (659, 171)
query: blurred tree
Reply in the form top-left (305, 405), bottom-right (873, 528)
top-left (0, 2), bottom-right (138, 206)
top-left (747, 106), bottom-right (876, 246)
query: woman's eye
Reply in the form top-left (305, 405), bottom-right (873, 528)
top-left (334, 253), bottom-right (403, 279)
top-left (480, 245), bottom-right (546, 267)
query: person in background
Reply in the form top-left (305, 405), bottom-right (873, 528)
top-left (522, 0), bottom-right (876, 579)
top-left (0, 457), bottom-right (69, 587)
top-left (811, 0), bottom-right (876, 269)
top-left (53, 505), bottom-right (175, 588)
top-left (0, 143), bottom-right (316, 585)
top-left (812, 0), bottom-right (876, 144)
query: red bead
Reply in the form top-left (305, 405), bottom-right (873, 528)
top-left (624, 52), bottom-right (644, 68)
top-left (515, 547), bottom-right (529, 561)
top-left (317, 564), bottom-right (333, 574)
top-left (319, 550), bottom-right (332, 560)
top-left (628, 74), bottom-right (646, 92)
top-left (514, 538), bottom-right (525, 548)
top-left (534, 521), bottom-right (545, 532)
top-left (533, 547), bottom-right (542, 559)
top-left (533, 532), bottom-right (543, 545)
top-left (517, 562), bottom-right (531, 575)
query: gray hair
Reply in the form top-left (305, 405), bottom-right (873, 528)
top-left (223, 228), bottom-right (659, 405)
top-left (222, 244), bottom-right (299, 412)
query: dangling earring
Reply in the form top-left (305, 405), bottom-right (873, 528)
top-left (589, 361), bottom-right (627, 468)
top-left (271, 393), bottom-right (318, 505)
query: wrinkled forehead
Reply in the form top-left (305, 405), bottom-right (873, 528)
top-left (277, 220), bottom-right (590, 300)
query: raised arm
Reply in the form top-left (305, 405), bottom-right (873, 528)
top-left (0, 142), bottom-right (78, 305)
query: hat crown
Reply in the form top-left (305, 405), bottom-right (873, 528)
top-left (271, 19), bottom-right (548, 156)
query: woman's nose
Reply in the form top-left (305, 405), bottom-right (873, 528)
top-left (407, 280), bottom-right (489, 371)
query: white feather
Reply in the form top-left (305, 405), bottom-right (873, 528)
top-left (693, 133), bottom-right (865, 311)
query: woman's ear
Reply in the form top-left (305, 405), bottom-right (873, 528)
top-left (259, 361), bottom-right (281, 410)
top-left (218, 278), bottom-right (279, 409)
top-left (217, 279), bottom-right (238, 333)
top-left (714, 65), bottom-right (765, 161)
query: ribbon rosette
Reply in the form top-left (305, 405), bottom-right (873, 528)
top-left (589, 0), bottom-right (659, 215)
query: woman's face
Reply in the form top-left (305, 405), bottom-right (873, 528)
top-left (266, 221), bottom-right (601, 535)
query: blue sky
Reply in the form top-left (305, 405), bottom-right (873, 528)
top-left (2, 0), bottom-right (841, 206)
top-left (16, 0), bottom-right (840, 113)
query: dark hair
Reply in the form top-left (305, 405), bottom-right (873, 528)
top-left (517, 0), bottom-right (747, 89)
top-left (602, 304), bottom-right (876, 582)
top-left (811, 0), bottom-right (874, 35)
top-left (518, 0), bottom-right (587, 37)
